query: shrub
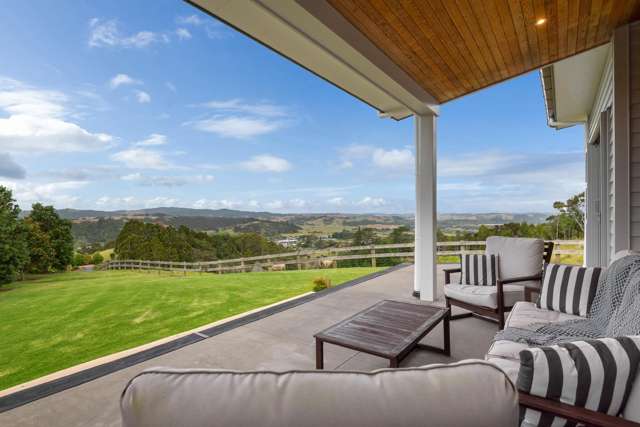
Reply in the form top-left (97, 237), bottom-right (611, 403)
top-left (312, 276), bottom-right (332, 292)
top-left (92, 253), bottom-right (104, 265)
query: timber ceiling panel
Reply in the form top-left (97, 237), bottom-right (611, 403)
top-left (327, 0), bottom-right (640, 103)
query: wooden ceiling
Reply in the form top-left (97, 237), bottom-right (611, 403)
top-left (327, 0), bottom-right (640, 103)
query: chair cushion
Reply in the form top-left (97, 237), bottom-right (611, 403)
top-left (537, 264), bottom-right (602, 316)
top-left (120, 360), bottom-right (519, 427)
top-left (485, 237), bottom-right (543, 281)
top-left (461, 254), bottom-right (499, 286)
top-left (504, 301), bottom-right (584, 329)
top-left (486, 356), bottom-right (520, 384)
top-left (444, 283), bottom-right (523, 309)
top-left (518, 336), bottom-right (640, 427)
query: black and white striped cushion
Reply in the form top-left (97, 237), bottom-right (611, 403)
top-left (461, 254), bottom-right (499, 286)
top-left (518, 336), bottom-right (640, 427)
top-left (537, 264), bottom-right (602, 316)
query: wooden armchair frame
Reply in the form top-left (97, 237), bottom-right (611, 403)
top-left (443, 241), bottom-right (554, 329)
top-left (519, 392), bottom-right (640, 427)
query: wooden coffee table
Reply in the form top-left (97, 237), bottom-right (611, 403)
top-left (314, 300), bottom-right (450, 369)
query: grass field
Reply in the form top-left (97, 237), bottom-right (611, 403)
top-left (0, 267), bottom-right (381, 391)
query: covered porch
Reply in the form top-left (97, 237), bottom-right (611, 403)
top-left (0, 265), bottom-right (497, 426)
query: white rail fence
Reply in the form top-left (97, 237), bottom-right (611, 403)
top-left (104, 240), bottom-right (583, 274)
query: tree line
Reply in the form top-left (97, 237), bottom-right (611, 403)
top-left (0, 187), bottom-right (74, 284)
top-left (114, 220), bottom-right (286, 262)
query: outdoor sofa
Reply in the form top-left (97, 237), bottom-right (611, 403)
top-left (120, 252), bottom-right (640, 427)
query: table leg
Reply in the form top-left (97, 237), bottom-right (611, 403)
top-left (316, 338), bottom-right (324, 369)
top-left (443, 312), bottom-right (451, 357)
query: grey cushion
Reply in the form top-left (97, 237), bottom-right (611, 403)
top-left (444, 283), bottom-right (524, 308)
top-left (121, 360), bottom-right (518, 427)
top-left (485, 236), bottom-right (544, 282)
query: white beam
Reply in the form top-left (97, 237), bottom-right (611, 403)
top-left (414, 114), bottom-right (437, 301)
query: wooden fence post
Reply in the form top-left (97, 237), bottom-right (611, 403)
top-left (370, 245), bottom-right (376, 268)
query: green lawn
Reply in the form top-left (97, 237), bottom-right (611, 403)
top-left (0, 267), bottom-right (381, 391)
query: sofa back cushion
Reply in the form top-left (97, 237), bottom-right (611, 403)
top-left (485, 237), bottom-right (543, 281)
top-left (517, 336), bottom-right (640, 426)
top-left (121, 361), bottom-right (518, 427)
top-left (461, 254), bottom-right (499, 286)
top-left (537, 264), bottom-right (602, 316)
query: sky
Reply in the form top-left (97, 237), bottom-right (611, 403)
top-left (0, 0), bottom-right (585, 214)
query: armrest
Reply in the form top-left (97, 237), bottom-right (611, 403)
top-left (443, 267), bottom-right (461, 284)
top-left (519, 393), bottom-right (640, 427)
top-left (498, 274), bottom-right (542, 285)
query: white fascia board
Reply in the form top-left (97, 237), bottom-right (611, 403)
top-left (552, 44), bottom-right (610, 124)
top-left (188, 0), bottom-right (438, 119)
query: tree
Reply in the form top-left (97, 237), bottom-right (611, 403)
top-left (91, 252), bottom-right (104, 265)
top-left (552, 192), bottom-right (585, 236)
top-left (0, 186), bottom-right (29, 284)
top-left (24, 203), bottom-right (74, 273)
top-left (351, 227), bottom-right (377, 246)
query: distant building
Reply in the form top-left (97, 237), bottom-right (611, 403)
top-left (276, 238), bottom-right (298, 248)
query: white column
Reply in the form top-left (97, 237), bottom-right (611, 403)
top-left (414, 113), bottom-right (437, 301)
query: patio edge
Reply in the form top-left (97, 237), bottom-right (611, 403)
top-left (0, 263), bottom-right (408, 413)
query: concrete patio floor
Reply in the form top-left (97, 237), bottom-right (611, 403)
top-left (0, 264), bottom-right (498, 426)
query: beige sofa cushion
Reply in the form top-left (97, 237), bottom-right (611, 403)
top-left (485, 236), bottom-right (543, 282)
top-left (444, 283), bottom-right (524, 308)
top-left (504, 301), bottom-right (584, 329)
top-left (121, 360), bottom-right (518, 427)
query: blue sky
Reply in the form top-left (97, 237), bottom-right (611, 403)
top-left (0, 0), bottom-right (585, 214)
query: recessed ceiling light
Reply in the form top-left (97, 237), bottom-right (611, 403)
top-left (536, 18), bottom-right (547, 26)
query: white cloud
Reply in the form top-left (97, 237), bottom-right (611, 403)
top-left (145, 196), bottom-right (178, 207)
top-left (122, 172), bottom-right (214, 187)
top-left (134, 133), bottom-right (167, 146)
top-left (109, 73), bottom-right (141, 89)
top-left (175, 28), bottom-right (192, 40)
top-left (176, 14), bottom-right (224, 39)
top-left (89, 18), bottom-right (168, 48)
top-left (241, 155), bottom-right (291, 173)
top-left (0, 115), bottom-right (113, 152)
top-left (135, 90), bottom-right (151, 104)
top-left (0, 153), bottom-right (26, 179)
top-left (1, 180), bottom-right (86, 208)
top-left (111, 148), bottom-right (171, 170)
top-left (0, 78), bottom-right (113, 153)
top-left (96, 195), bottom-right (136, 208)
top-left (176, 15), bottom-right (205, 26)
top-left (191, 99), bottom-right (290, 139)
top-left (289, 198), bottom-right (307, 209)
top-left (437, 150), bottom-right (585, 213)
top-left (192, 116), bottom-right (283, 139)
top-left (201, 99), bottom-right (288, 117)
top-left (357, 196), bottom-right (387, 208)
top-left (265, 200), bottom-right (284, 210)
top-left (338, 144), bottom-right (414, 173)
top-left (372, 148), bottom-right (414, 171)
top-left (193, 198), bottom-right (242, 210)
top-left (327, 197), bottom-right (345, 206)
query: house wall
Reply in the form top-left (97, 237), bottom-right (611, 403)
top-left (630, 22), bottom-right (640, 250)
top-left (585, 20), bottom-right (640, 265)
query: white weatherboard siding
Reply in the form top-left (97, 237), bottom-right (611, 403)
top-left (584, 20), bottom-right (640, 264)
top-left (585, 47), bottom-right (613, 267)
top-left (629, 22), bottom-right (640, 250)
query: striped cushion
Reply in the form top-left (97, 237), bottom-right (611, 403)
top-left (518, 336), bottom-right (640, 427)
top-left (537, 264), bottom-right (602, 316)
top-left (461, 254), bottom-right (499, 286)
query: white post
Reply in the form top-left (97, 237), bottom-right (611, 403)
top-left (414, 113), bottom-right (438, 302)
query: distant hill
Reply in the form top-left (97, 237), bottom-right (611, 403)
top-left (62, 207), bottom-right (552, 250)
top-left (52, 207), bottom-right (282, 220)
